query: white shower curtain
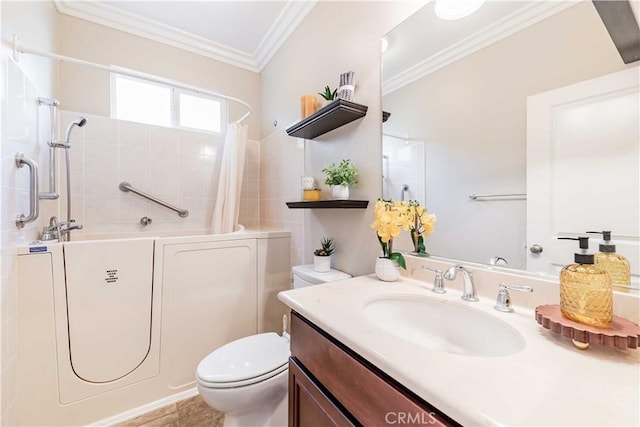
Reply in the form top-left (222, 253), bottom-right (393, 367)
top-left (210, 122), bottom-right (248, 234)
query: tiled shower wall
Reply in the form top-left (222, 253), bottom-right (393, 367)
top-left (0, 53), bottom-right (57, 426)
top-left (58, 111), bottom-right (260, 236)
top-left (260, 129), bottom-right (304, 267)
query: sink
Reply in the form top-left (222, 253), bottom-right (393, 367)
top-left (363, 295), bottom-right (525, 357)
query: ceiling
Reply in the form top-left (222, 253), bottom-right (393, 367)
top-left (54, 0), bottom-right (317, 72)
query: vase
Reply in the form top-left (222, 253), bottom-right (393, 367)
top-left (331, 185), bottom-right (349, 200)
top-left (375, 257), bottom-right (400, 282)
top-left (314, 255), bottom-right (331, 273)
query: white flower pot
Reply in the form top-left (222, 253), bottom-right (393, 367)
top-left (331, 185), bottom-right (349, 200)
top-left (375, 257), bottom-right (400, 282)
top-left (314, 255), bottom-right (331, 273)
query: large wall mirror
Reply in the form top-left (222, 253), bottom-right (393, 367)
top-left (382, 0), bottom-right (640, 288)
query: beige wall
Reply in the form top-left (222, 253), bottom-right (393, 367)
top-left (260, 1), bottom-right (424, 276)
top-left (383, 2), bottom-right (631, 269)
top-left (1, 2), bottom-right (58, 425)
top-left (56, 14), bottom-right (261, 140)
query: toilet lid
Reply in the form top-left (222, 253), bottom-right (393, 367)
top-left (196, 333), bottom-right (290, 384)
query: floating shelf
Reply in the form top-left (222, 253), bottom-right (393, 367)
top-left (286, 99), bottom-right (368, 140)
top-left (286, 200), bottom-right (369, 209)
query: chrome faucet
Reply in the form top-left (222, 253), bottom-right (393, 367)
top-left (443, 265), bottom-right (479, 302)
top-left (40, 216), bottom-right (83, 241)
top-left (421, 266), bottom-right (446, 294)
top-left (494, 282), bottom-right (533, 312)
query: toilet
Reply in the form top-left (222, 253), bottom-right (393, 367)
top-left (196, 265), bottom-right (351, 426)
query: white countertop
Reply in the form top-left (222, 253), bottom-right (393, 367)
top-left (278, 275), bottom-right (640, 426)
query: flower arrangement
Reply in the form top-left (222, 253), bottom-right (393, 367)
top-left (409, 201), bottom-right (437, 256)
top-left (370, 200), bottom-right (437, 269)
top-left (322, 159), bottom-right (359, 187)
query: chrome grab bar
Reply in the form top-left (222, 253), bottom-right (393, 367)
top-left (469, 193), bottom-right (526, 201)
top-left (15, 153), bottom-right (40, 228)
top-left (118, 182), bottom-right (189, 218)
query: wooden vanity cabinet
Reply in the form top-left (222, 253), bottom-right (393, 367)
top-left (289, 312), bottom-right (459, 427)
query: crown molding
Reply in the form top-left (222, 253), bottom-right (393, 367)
top-left (53, 0), bottom-right (316, 73)
top-left (255, 0), bottom-right (318, 70)
top-left (383, 1), bottom-right (578, 95)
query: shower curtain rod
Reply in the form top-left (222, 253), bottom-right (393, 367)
top-left (9, 36), bottom-right (253, 123)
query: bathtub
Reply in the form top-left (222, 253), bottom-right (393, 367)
top-left (16, 228), bottom-right (291, 426)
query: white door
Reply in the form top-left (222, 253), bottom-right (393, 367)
top-left (527, 66), bottom-right (640, 282)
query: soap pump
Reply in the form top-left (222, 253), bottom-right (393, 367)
top-left (587, 230), bottom-right (631, 291)
top-left (558, 236), bottom-right (612, 327)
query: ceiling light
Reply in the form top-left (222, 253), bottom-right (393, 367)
top-left (434, 0), bottom-right (486, 20)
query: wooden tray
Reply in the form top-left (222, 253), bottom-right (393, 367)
top-left (535, 304), bottom-right (640, 350)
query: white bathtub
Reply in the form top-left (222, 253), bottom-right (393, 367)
top-left (16, 228), bottom-right (291, 426)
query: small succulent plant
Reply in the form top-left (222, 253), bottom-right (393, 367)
top-left (314, 237), bottom-right (336, 257)
top-left (318, 86), bottom-right (338, 101)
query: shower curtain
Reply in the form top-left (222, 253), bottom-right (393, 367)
top-left (211, 122), bottom-right (248, 234)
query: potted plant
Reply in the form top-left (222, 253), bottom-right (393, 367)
top-left (318, 86), bottom-right (338, 107)
top-left (313, 237), bottom-right (335, 272)
top-left (322, 159), bottom-right (359, 200)
top-left (370, 199), bottom-right (411, 281)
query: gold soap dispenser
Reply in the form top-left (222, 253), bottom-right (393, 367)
top-left (558, 236), bottom-right (612, 327)
top-left (587, 230), bottom-right (631, 292)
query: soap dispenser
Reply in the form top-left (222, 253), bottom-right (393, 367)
top-left (587, 230), bottom-right (631, 291)
top-left (558, 236), bottom-right (612, 327)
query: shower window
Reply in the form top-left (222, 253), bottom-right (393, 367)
top-left (177, 92), bottom-right (223, 133)
top-left (111, 73), bottom-right (227, 134)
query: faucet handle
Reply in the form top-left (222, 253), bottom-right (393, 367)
top-left (422, 266), bottom-right (446, 294)
top-left (495, 282), bottom-right (533, 313)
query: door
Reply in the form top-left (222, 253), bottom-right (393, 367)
top-left (527, 66), bottom-right (640, 282)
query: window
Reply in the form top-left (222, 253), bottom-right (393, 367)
top-left (111, 73), bottom-right (227, 133)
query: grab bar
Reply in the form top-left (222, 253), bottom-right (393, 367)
top-left (15, 153), bottom-right (40, 228)
top-left (469, 193), bottom-right (526, 201)
top-left (119, 182), bottom-right (189, 218)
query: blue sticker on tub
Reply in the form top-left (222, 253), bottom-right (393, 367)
top-left (29, 246), bottom-right (47, 253)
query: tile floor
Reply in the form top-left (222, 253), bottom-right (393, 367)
top-left (114, 395), bottom-right (224, 427)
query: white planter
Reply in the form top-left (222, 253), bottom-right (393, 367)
top-left (375, 257), bottom-right (400, 282)
top-left (331, 185), bottom-right (349, 200)
top-left (314, 255), bottom-right (331, 273)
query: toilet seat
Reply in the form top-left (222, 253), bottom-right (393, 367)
top-left (196, 333), bottom-right (289, 389)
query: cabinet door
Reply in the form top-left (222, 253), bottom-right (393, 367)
top-left (289, 358), bottom-right (354, 427)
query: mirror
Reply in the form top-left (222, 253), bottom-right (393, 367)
top-left (382, 0), bottom-right (639, 283)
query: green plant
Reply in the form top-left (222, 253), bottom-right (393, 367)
top-left (322, 159), bottom-right (359, 187)
top-left (314, 237), bottom-right (335, 256)
top-left (318, 86), bottom-right (338, 101)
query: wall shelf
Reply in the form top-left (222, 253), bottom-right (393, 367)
top-left (286, 200), bottom-right (369, 209)
top-left (286, 99), bottom-right (368, 140)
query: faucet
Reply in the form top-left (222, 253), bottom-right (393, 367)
top-left (41, 216), bottom-right (83, 241)
top-left (421, 266), bottom-right (446, 294)
top-left (443, 265), bottom-right (479, 302)
top-left (59, 221), bottom-right (83, 240)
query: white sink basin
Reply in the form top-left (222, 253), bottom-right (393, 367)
top-left (363, 295), bottom-right (525, 357)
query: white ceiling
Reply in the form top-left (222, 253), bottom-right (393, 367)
top-left (54, 0), bottom-right (317, 72)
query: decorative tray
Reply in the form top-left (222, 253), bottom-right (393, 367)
top-left (535, 304), bottom-right (640, 350)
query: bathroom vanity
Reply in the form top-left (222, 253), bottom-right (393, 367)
top-left (289, 312), bottom-right (457, 426)
top-left (279, 274), bottom-right (640, 426)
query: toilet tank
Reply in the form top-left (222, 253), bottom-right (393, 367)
top-left (292, 264), bottom-right (351, 289)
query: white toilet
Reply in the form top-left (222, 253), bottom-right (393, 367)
top-left (196, 265), bottom-right (351, 426)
